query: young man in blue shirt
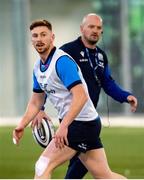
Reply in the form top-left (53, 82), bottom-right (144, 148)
top-left (13, 19), bottom-right (127, 179)
top-left (32, 14), bottom-right (137, 179)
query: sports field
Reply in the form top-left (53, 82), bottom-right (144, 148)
top-left (0, 126), bottom-right (144, 179)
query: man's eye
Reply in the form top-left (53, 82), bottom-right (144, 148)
top-left (97, 26), bottom-right (102, 30)
top-left (41, 33), bottom-right (47, 37)
top-left (32, 34), bottom-right (38, 38)
top-left (89, 25), bottom-right (94, 29)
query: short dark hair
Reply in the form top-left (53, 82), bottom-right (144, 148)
top-left (29, 19), bottom-right (52, 31)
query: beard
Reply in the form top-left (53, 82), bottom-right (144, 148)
top-left (84, 34), bottom-right (99, 45)
top-left (85, 37), bottom-right (99, 45)
top-left (88, 39), bottom-right (98, 45)
top-left (35, 44), bottom-right (50, 54)
top-left (36, 47), bottom-right (47, 54)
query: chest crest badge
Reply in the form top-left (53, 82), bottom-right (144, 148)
top-left (98, 53), bottom-right (104, 61)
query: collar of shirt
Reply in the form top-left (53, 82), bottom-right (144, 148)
top-left (40, 47), bottom-right (56, 72)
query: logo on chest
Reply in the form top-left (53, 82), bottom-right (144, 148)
top-left (40, 83), bottom-right (55, 94)
top-left (40, 75), bottom-right (46, 79)
top-left (79, 51), bottom-right (88, 62)
top-left (79, 58), bottom-right (88, 62)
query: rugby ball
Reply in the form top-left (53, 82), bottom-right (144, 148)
top-left (32, 118), bottom-right (55, 148)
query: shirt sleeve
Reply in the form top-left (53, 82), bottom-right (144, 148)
top-left (33, 72), bottom-right (44, 93)
top-left (102, 64), bottom-right (132, 103)
top-left (56, 56), bottom-right (82, 90)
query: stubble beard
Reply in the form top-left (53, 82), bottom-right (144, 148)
top-left (36, 45), bottom-right (50, 54)
top-left (87, 38), bottom-right (98, 46)
top-left (84, 35), bottom-right (99, 46)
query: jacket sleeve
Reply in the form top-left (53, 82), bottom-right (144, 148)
top-left (101, 64), bottom-right (132, 103)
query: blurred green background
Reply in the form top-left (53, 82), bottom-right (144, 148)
top-left (0, 0), bottom-right (144, 117)
top-left (0, 0), bottom-right (144, 179)
top-left (0, 126), bottom-right (144, 179)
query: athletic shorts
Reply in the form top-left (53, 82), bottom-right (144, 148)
top-left (67, 117), bottom-right (103, 153)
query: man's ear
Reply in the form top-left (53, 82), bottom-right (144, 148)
top-left (80, 25), bottom-right (83, 33)
top-left (51, 33), bottom-right (55, 43)
top-left (52, 33), bottom-right (55, 40)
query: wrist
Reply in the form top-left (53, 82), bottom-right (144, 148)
top-left (60, 119), bottom-right (70, 128)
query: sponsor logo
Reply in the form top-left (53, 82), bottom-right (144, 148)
top-left (46, 89), bottom-right (55, 94)
top-left (78, 143), bottom-right (87, 150)
top-left (40, 75), bottom-right (46, 79)
top-left (40, 83), bottom-right (48, 90)
top-left (79, 58), bottom-right (88, 62)
top-left (39, 83), bottom-right (55, 94)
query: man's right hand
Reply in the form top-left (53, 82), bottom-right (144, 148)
top-left (13, 125), bottom-right (25, 145)
top-left (31, 110), bottom-right (51, 129)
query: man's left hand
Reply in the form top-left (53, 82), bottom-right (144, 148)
top-left (127, 95), bottom-right (138, 112)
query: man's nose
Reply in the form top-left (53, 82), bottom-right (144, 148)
top-left (93, 28), bottom-right (101, 35)
top-left (36, 35), bottom-right (42, 41)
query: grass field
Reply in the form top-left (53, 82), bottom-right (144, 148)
top-left (0, 126), bottom-right (144, 179)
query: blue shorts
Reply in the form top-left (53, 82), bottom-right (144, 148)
top-left (67, 117), bottom-right (103, 153)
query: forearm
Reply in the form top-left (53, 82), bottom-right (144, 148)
top-left (20, 104), bottom-right (40, 128)
top-left (18, 93), bottom-right (45, 128)
top-left (103, 81), bottom-right (131, 103)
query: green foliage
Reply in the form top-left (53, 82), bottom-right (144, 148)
top-left (0, 126), bottom-right (144, 179)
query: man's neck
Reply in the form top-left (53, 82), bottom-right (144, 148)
top-left (81, 37), bottom-right (96, 49)
top-left (40, 45), bottom-right (54, 63)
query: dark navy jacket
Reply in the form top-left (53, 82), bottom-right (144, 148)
top-left (60, 37), bottom-right (131, 108)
